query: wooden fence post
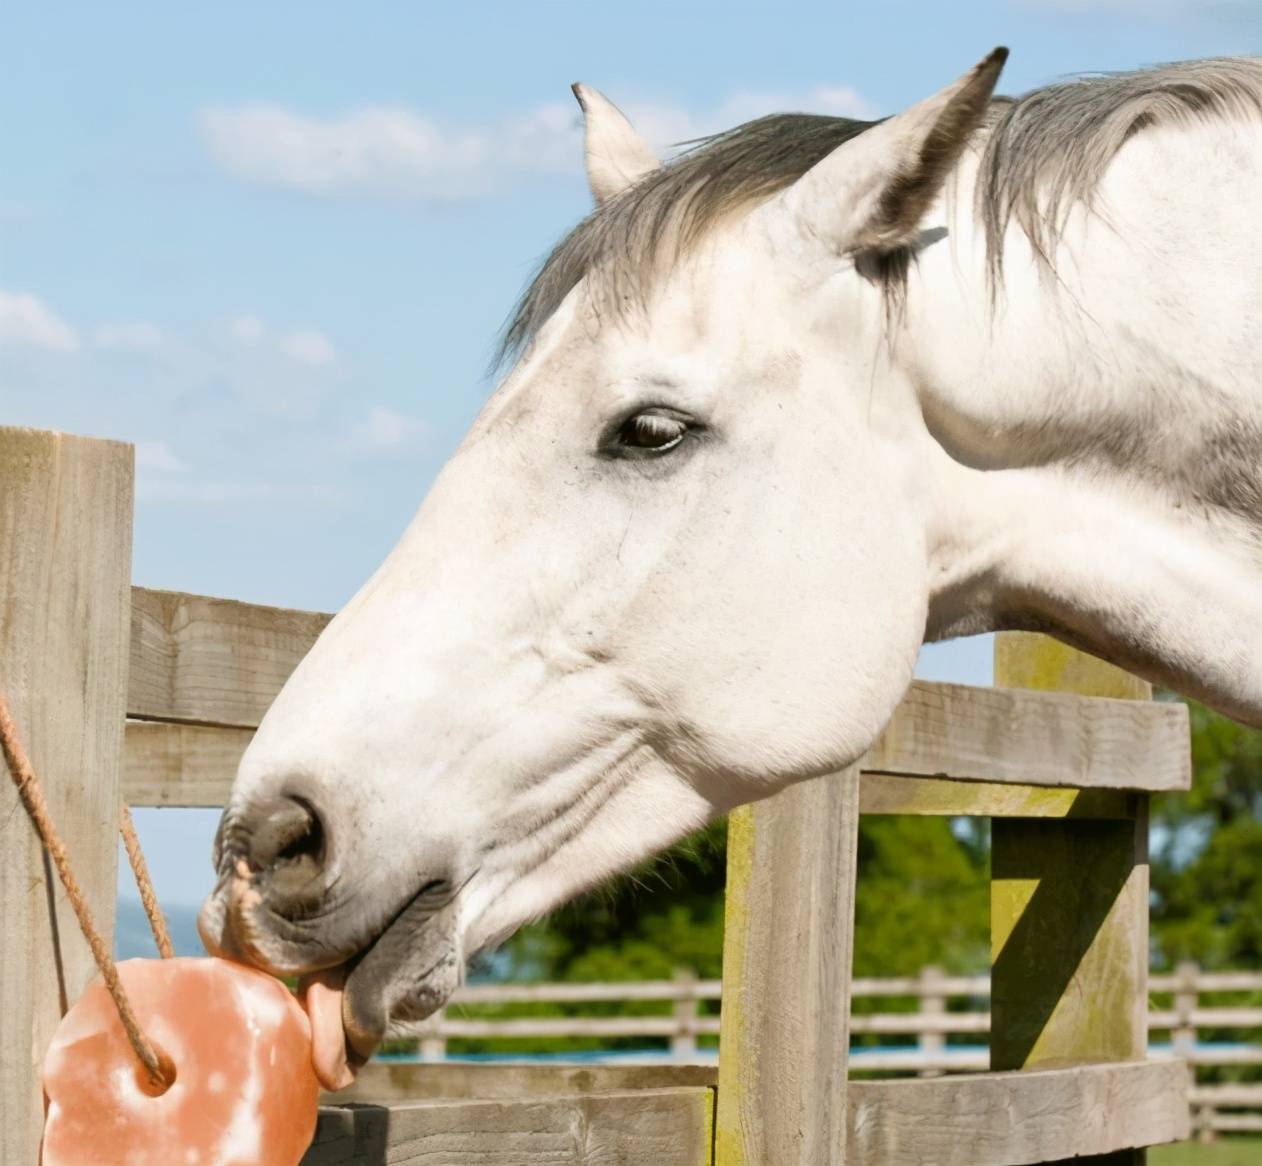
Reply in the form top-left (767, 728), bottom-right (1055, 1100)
top-left (715, 765), bottom-right (861, 1166)
top-left (992, 633), bottom-right (1152, 1166)
top-left (0, 428), bottom-right (133, 1162)
top-left (419, 1008), bottom-right (447, 1062)
top-left (1172, 960), bottom-right (1199, 1059)
top-left (1173, 961), bottom-right (1204, 1146)
top-left (1195, 1104), bottom-right (1216, 1146)
top-left (918, 965), bottom-right (946, 1077)
top-left (671, 967), bottom-right (699, 1060)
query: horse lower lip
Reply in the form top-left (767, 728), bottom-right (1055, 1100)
top-left (338, 891), bottom-right (463, 1062)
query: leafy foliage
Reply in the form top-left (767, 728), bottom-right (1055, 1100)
top-left (1151, 700), bottom-right (1262, 970)
top-left (499, 820), bottom-right (729, 984)
top-left (497, 810), bottom-right (990, 985)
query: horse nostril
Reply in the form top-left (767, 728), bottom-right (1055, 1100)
top-left (247, 796), bottom-right (327, 913)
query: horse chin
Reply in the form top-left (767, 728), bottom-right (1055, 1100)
top-left (312, 889), bottom-right (465, 1086)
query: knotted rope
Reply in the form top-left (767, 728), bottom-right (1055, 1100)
top-left (0, 694), bottom-right (176, 1091)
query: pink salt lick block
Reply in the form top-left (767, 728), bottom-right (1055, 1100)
top-left (42, 957), bottom-right (320, 1166)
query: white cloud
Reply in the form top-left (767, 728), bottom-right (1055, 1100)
top-left (200, 83), bottom-right (880, 201)
top-left (202, 104), bottom-right (514, 200)
top-left (93, 321), bottom-right (165, 352)
top-left (5, 304), bottom-right (360, 521)
top-left (228, 315), bottom-right (265, 342)
top-left (0, 290), bottom-right (79, 351)
top-left (353, 406), bottom-right (428, 450)
top-left (279, 328), bottom-right (335, 366)
top-left (135, 440), bottom-right (187, 473)
top-left (224, 315), bottom-right (337, 370)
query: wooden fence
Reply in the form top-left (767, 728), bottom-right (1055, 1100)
top-left (391, 965), bottom-right (1262, 1139)
top-left (1, 426), bottom-right (1211, 1164)
top-left (394, 964), bottom-right (1262, 1064)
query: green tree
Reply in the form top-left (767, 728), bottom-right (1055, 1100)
top-left (498, 811), bottom-right (990, 984)
top-left (501, 820), bottom-right (728, 983)
top-left (1151, 700), bottom-right (1262, 969)
top-left (852, 816), bottom-right (989, 978)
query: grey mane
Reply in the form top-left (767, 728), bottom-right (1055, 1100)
top-left (979, 56), bottom-right (1262, 276)
top-left (499, 57), bottom-right (1262, 365)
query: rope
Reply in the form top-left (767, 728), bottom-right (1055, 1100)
top-left (0, 695), bottom-right (176, 1092)
top-left (120, 804), bottom-right (175, 960)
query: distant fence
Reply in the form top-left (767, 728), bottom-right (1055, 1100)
top-left (406, 962), bottom-right (1262, 1140)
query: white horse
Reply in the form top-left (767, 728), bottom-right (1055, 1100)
top-left (200, 49), bottom-right (1262, 1086)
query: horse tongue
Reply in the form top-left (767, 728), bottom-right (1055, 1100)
top-left (300, 968), bottom-right (356, 1091)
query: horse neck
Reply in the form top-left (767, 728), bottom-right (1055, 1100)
top-left (905, 136), bottom-right (1262, 724)
top-left (907, 135), bottom-right (1262, 511)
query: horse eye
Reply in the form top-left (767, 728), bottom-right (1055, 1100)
top-left (613, 410), bottom-right (689, 456)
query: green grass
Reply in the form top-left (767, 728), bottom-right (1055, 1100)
top-left (1151, 1138), bottom-right (1260, 1166)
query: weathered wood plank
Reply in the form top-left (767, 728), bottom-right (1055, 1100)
top-left (121, 682), bottom-right (1190, 807)
top-left (377, 1009), bottom-right (986, 1042)
top-left (319, 1062), bottom-right (1185, 1166)
top-left (846, 1060), bottom-right (1189, 1166)
top-left (128, 587), bottom-right (330, 727)
top-left (125, 588), bottom-right (1190, 780)
top-left (336, 1062), bottom-right (717, 1104)
top-left (423, 979), bottom-right (725, 1005)
top-left (303, 1087), bottom-right (714, 1166)
top-left (865, 679), bottom-right (1188, 790)
top-left (991, 634), bottom-right (1160, 1166)
top-left (992, 815), bottom-right (1151, 1060)
top-left (124, 720), bottom-right (253, 805)
top-left (994, 634), bottom-right (1153, 702)
top-left (1, 428), bottom-right (133, 1163)
top-left (715, 766), bottom-right (860, 1166)
top-left (120, 723), bottom-right (1163, 813)
top-left (400, 1016), bottom-right (723, 1040)
top-left (859, 774), bottom-right (1142, 818)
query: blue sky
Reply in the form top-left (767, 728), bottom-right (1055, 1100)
top-left (3, 1), bottom-right (1259, 919)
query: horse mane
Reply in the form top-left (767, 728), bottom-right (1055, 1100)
top-left (498, 56), bottom-right (1262, 366)
top-left (979, 56), bottom-right (1262, 279)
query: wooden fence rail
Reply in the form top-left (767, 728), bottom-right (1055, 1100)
top-left (394, 963), bottom-right (1261, 1141)
top-left (122, 588), bottom-right (1192, 817)
top-left (400, 965), bottom-right (1262, 1049)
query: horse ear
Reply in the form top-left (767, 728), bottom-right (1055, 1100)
top-left (572, 83), bottom-right (661, 204)
top-left (784, 47), bottom-right (1008, 253)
